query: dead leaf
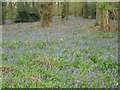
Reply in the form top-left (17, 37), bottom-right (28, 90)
top-left (1, 66), bottom-right (13, 73)
top-left (30, 76), bottom-right (41, 82)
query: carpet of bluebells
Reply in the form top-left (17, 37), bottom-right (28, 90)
top-left (2, 16), bottom-right (118, 88)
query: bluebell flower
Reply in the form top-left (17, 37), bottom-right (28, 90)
top-left (25, 81), bottom-right (28, 85)
top-left (41, 74), bottom-right (44, 78)
top-left (106, 69), bottom-right (111, 73)
top-left (92, 72), bottom-right (96, 77)
top-left (86, 54), bottom-right (89, 58)
top-left (88, 80), bottom-right (91, 85)
top-left (68, 81), bottom-right (72, 85)
top-left (76, 80), bottom-right (80, 83)
top-left (40, 58), bottom-right (42, 62)
top-left (43, 66), bottom-right (47, 71)
top-left (6, 79), bottom-right (10, 83)
top-left (6, 74), bottom-right (8, 78)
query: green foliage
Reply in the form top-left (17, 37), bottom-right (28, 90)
top-left (97, 2), bottom-right (106, 10)
top-left (88, 3), bottom-right (96, 19)
top-left (97, 2), bottom-right (118, 11)
top-left (2, 2), bottom-right (7, 24)
top-left (2, 25), bottom-right (118, 88)
top-left (2, 5), bottom-right (118, 88)
top-left (15, 2), bottom-right (40, 22)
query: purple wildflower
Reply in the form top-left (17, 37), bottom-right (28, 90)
top-left (76, 80), bottom-right (80, 83)
top-left (43, 66), bottom-right (47, 71)
top-left (88, 80), bottom-right (91, 85)
top-left (106, 69), bottom-right (111, 73)
top-left (40, 58), bottom-right (42, 62)
top-left (25, 81), bottom-right (28, 85)
top-left (68, 80), bottom-right (72, 85)
top-left (6, 74), bottom-right (8, 78)
top-left (6, 80), bottom-right (10, 83)
top-left (41, 74), bottom-right (44, 78)
top-left (92, 72), bottom-right (96, 77)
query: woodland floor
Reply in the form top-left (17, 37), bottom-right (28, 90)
top-left (2, 16), bottom-right (118, 88)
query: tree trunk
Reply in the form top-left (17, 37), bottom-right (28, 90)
top-left (95, 3), bottom-right (102, 26)
top-left (83, 2), bottom-right (88, 19)
top-left (40, 2), bottom-right (53, 27)
top-left (102, 9), bottom-right (110, 31)
top-left (61, 2), bottom-right (69, 21)
top-left (96, 2), bottom-right (110, 31)
top-left (74, 6), bottom-right (77, 16)
top-left (2, 2), bottom-right (7, 24)
top-left (9, 2), bottom-right (13, 20)
top-left (57, 2), bottom-right (61, 16)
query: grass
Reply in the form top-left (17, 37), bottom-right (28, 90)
top-left (2, 16), bottom-right (118, 88)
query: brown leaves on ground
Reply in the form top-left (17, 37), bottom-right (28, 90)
top-left (80, 24), bottom-right (102, 33)
top-left (72, 32), bottom-right (79, 35)
top-left (30, 76), bottom-right (42, 82)
top-left (1, 66), bottom-right (14, 73)
top-left (30, 25), bottom-right (41, 28)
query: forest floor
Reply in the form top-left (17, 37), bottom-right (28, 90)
top-left (2, 16), bottom-right (118, 88)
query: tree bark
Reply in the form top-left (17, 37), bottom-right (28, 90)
top-left (96, 2), bottom-right (110, 31)
top-left (83, 2), bottom-right (88, 19)
top-left (40, 2), bottom-right (53, 27)
top-left (102, 10), bottom-right (110, 31)
top-left (2, 2), bottom-right (7, 24)
top-left (102, 3), bottom-right (110, 31)
top-left (95, 3), bottom-right (102, 26)
top-left (61, 2), bottom-right (69, 21)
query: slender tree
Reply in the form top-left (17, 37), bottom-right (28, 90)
top-left (95, 3), bottom-right (102, 26)
top-left (61, 2), bottom-right (69, 21)
top-left (82, 2), bottom-right (89, 18)
top-left (2, 2), bottom-right (7, 24)
top-left (40, 2), bottom-right (53, 27)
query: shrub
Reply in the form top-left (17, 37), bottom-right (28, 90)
top-left (14, 3), bottom-right (40, 23)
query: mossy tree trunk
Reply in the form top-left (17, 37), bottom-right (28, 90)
top-left (40, 2), bottom-right (53, 27)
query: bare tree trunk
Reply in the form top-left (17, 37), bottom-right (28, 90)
top-left (9, 2), bottom-right (13, 20)
top-left (102, 9), bottom-right (110, 31)
top-left (2, 2), bottom-right (7, 24)
top-left (83, 2), bottom-right (88, 19)
top-left (110, 2), bottom-right (118, 31)
top-left (61, 2), bottom-right (69, 21)
top-left (96, 2), bottom-right (110, 31)
top-left (40, 2), bottom-right (53, 27)
top-left (57, 2), bottom-right (62, 16)
top-left (74, 6), bottom-right (77, 16)
top-left (95, 3), bottom-right (102, 26)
